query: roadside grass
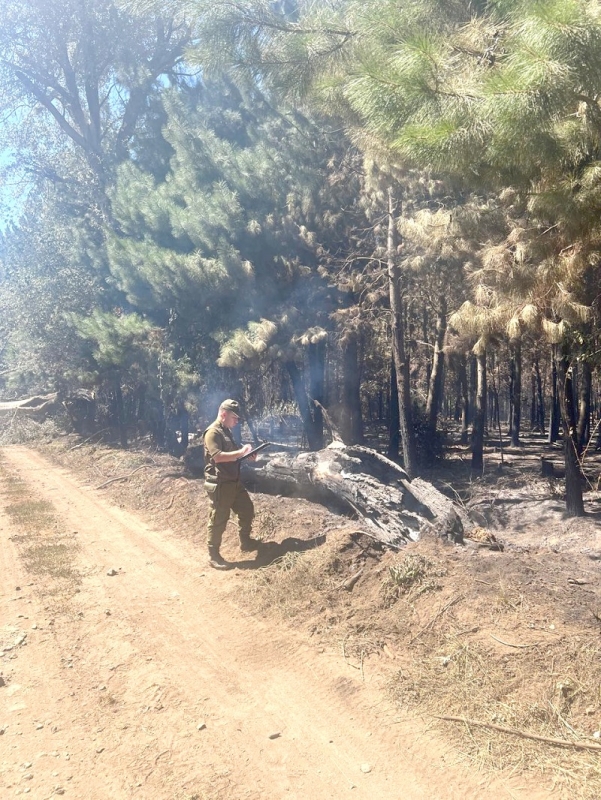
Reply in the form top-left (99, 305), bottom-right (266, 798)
top-left (389, 626), bottom-right (601, 798)
top-left (2, 472), bottom-right (30, 499)
top-left (246, 546), bottom-right (338, 619)
top-left (1, 459), bottom-right (81, 593)
top-left (5, 499), bottom-right (55, 528)
top-left (22, 542), bottom-right (79, 580)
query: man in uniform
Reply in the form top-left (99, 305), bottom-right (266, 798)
top-left (203, 399), bottom-right (260, 570)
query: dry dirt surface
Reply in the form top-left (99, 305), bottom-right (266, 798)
top-left (0, 445), bottom-right (556, 800)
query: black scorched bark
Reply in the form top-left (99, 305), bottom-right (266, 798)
top-left (244, 442), bottom-right (465, 548)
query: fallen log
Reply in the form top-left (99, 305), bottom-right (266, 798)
top-left (244, 441), bottom-right (467, 547)
top-left (0, 393), bottom-right (59, 416)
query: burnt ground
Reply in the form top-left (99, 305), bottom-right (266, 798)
top-left (3, 429), bottom-right (601, 799)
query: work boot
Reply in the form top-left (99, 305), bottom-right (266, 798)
top-left (208, 547), bottom-right (233, 571)
top-left (239, 536), bottom-right (261, 553)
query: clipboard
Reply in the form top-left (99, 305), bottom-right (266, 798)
top-left (237, 441), bottom-right (271, 461)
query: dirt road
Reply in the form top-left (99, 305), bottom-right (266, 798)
top-left (0, 447), bottom-right (548, 799)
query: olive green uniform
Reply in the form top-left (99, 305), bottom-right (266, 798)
top-left (203, 420), bottom-right (254, 549)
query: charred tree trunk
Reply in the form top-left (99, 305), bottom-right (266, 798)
top-left (340, 334), bottom-right (364, 445)
top-left (285, 360), bottom-right (322, 451)
top-left (577, 360), bottom-right (592, 453)
top-left (529, 372), bottom-right (538, 432)
top-left (557, 351), bottom-right (584, 517)
top-left (388, 358), bottom-right (400, 460)
top-left (245, 443), bottom-right (465, 547)
top-left (114, 375), bottom-right (128, 450)
top-left (422, 307), bottom-right (431, 390)
top-left (457, 356), bottom-right (470, 445)
top-left (509, 339), bottom-right (522, 447)
top-left (531, 355), bottom-right (545, 434)
top-left (548, 345), bottom-right (561, 444)
top-left (426, 296), bottom-right (447, 432)
top-left (308, 340), bottom-right (326, 449)
top-left (387, 188), bottom-right (418, 478)
top-left (471, 350), bottom-right (487, 473)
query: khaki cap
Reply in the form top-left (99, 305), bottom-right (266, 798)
top-left (220, 399), bottom-right (243, 418)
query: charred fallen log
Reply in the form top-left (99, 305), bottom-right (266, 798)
top-left (0, 393), bottom-right (59, 416)
top-left (244, 441), bottom-right (466, 547)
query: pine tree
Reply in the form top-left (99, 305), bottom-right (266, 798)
top-left (106, 79), bottom-right (351, 444)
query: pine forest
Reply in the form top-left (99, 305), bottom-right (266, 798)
top-left (2, 0), bottom-right (601, 517)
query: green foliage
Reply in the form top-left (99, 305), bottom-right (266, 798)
top-left (0, 194), bottom-right (109, 395)
top-left (383, 552), bottom-right (446, 603)
top-left (106, 79), bottom-right (361, 407)
top-left (5, 0), bottom-right (601, 460)
top-left (67, 309), bottom-right (154, 371)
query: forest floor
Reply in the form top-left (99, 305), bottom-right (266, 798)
top-left (1, 431), bottom-right (601, 799)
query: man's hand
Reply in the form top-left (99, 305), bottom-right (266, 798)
top-left (213, 443), bottom-right (252, 463)
top-left (241, 444), bottom-right (257, 461)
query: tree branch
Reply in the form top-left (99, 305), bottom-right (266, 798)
top-left (437, 715), bottom-right (601, 752)
top-left (13, 69), bottom-right (90, 152)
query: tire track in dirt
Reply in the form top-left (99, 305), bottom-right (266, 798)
top-left (0, 446), bottom-right (551, 799)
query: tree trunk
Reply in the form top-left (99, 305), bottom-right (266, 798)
top-left (577, 360), bottom-right (592, 453)
top-left (509, 339), bottom-right (522, 447)
top-left (468, 354), bottom-right (477, 425)
top-left (423, 307), bottom-right (431, 389)
top-left (490, 385), bottom-right (500, 438)
top-left (308, 340), bottom-right (326, 449)
top-left (529, 372), bottom-right (537, 431)
top-left (548, 345), bottom-right (561, 444)
top-left (531, 355), bottom-right (545, 434)
top-left (457, 356), bottom-right (469, 445)
top-left (244, 443), bottom-right (466, 547)
top-left (557, 351), bottom-right (584, 517)
top-left (388, 358), bottom-right (400, 459)
top-left (340, 334), bottom-right (364, 445)
top-left (426, 296), bottom-right (447, 432)
top-left (114, 376), bottom-right (128, 449)
top-left (471, 350), bottom-right (487, 473)
top-left (285, 360), bottom-right (322, 451)
top-left (387, 187), bottom-right (418, 478)
top-left (0, 393), bottom-right (58, 416)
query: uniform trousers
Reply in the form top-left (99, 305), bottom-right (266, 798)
top-left (205, 480), bottom-right (254, 549)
